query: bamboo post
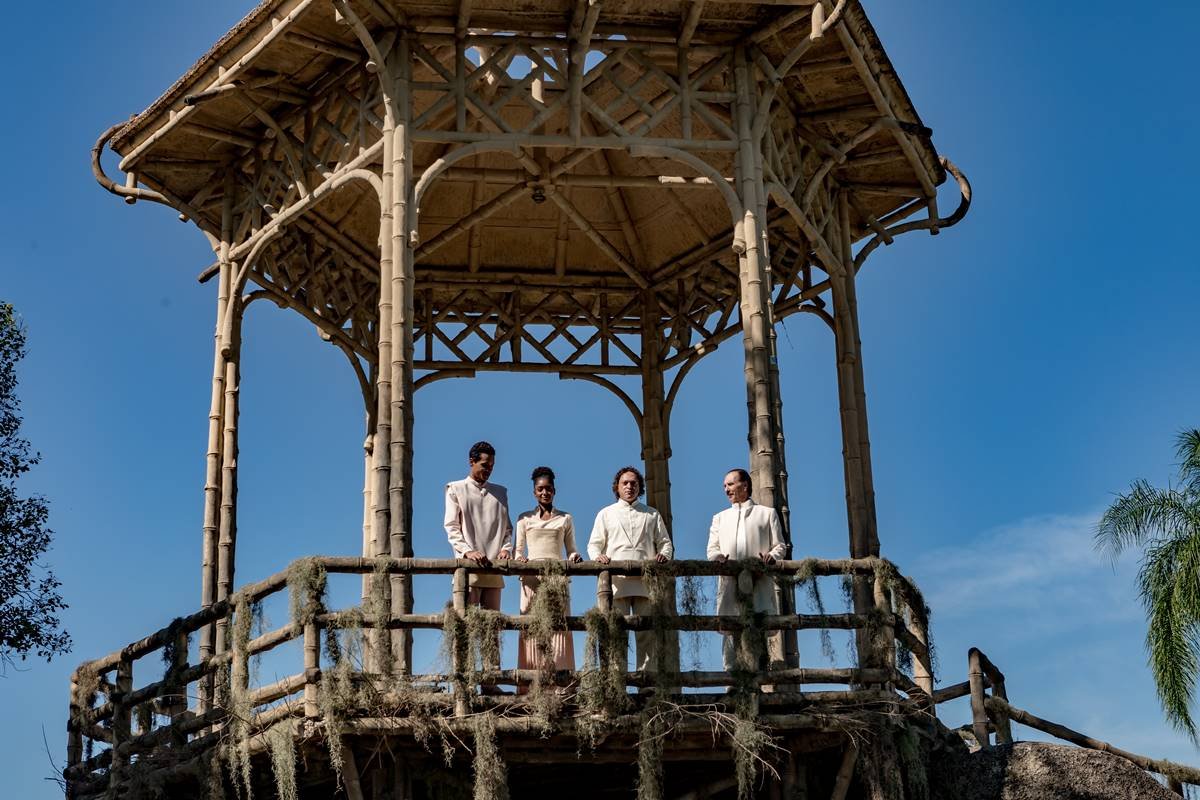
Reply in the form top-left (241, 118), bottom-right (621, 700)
top-left (872, 569), bottom-right (894, 689)
top-left (905, 607), bottom-right (934, 715)
top-left (67, 676), bottom-right (83, 778)
top-left (110, 657), bottom-right (133, 788)
top-left (830, 741), bottom-right (858, 800)
top-left (166, 627), bottom-right (189, 722)
top-left (344, 746), bottom-right (367, 800)
top-left (215, 292), bottom-right (243, 656)
top-left (968, 648), bottom-right (991, 750)
top-left (304, 621), bottom-right (320, 720)
top-left (387, 32), bottom-right (416, 677)
top-left (597, 570), bottom-right (613, 613)
top-left (452, 567), bottom-right (468, 717)
top-left (198, 180), bottom-right (233, 714)
top-left (639, 290), bottom-right (680, 679)
top-left (732, 45), bottom-right (780, 509)
top-left (369, 35), bottom-right (398, 675)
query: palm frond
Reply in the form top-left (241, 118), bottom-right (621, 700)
top-left (1140, 538), bottom-right (1200, 740)
top-left (1096, 480), bottom-right (1197, 558)
top-left (1177, 429), bottom-right (1200, 496)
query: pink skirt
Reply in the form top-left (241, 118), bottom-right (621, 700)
top-left (516, 577), bottom-right (575, 692)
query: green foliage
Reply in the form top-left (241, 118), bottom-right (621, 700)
top-left (1096, 429), bottom-right (1200, 738)
top-left (0, 301), bottom-right (69, 667)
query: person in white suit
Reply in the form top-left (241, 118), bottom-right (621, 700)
top-left (706, 468), bottom-right (787, 670)
top-left (588, 465), bottom-right (674, 672)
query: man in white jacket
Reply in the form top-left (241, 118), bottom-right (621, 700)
top-left (706, 468), bottom-right (787, 671)
top-left (444, 441), bottom-right (513, 608)
top-left (588, 465), bottom-right (674, 672)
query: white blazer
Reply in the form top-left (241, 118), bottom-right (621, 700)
top-left (587, 500), bottom-right (674, 598)
top-left (706, 500), bottom-right (786, 616)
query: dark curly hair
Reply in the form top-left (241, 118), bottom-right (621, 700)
top-left (611, 465), bottom-right (645, 499)
top-left (468, 441), bottom-right (495, 462)
top-left (530, 466), bottom-right (556, 485)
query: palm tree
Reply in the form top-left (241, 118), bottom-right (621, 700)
top-left (1096, 429), bottom-right (1200, 739)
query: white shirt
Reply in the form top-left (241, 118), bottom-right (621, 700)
top-left (587, 499), bottom-right (674, 598)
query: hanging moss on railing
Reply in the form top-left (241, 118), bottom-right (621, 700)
top-left (266, 719), bottom-right (298, 800)
top-left (319, 613), bottom-right (362, 790)
top-left (636, 710), bottom-right (666, 800)
top-left (471, 712), bottom-right (508, 800)
top-left (794, 558), bottom-right (838, 661)
top-left (524, 562), bottom-right (570, 731)
top-left (577, 606), bottom-right (629, 749)
top-left (224, 590), bottom-right (255, 800)
top-left (286, 557), bottom-right (327, 627)
top-left (367, 556), bottom-right (394, 676)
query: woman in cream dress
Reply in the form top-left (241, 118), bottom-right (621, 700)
top-left (514, 466), bottom-right (581, 686)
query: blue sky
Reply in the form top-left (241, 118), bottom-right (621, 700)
top-left (2, 1), bottom-right (1199, 796)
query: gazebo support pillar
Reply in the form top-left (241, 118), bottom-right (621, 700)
top-left (830, 190), bottom-right (882, 669)
top-left (386, 35), bottom-right (416, 676)
top-left (734, 46), bottom-right (798, 670)
top-left (640, 290), bottom-right (680, 676)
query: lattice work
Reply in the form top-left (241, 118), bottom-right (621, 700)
top-left (250, 228), bottom-right (378, 358)
top-left (407, 34), bottom-right (738, 152)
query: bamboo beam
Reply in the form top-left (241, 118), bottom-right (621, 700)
top-left (547, 190), bottom-right (649, 289)
top-left (986, 697), bottom-right (1200, 786)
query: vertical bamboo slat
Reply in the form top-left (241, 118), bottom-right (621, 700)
top-left (597, 570), bottom-right (613, 613)
top-left (830, 741), bottom-right (858, 800)
top-left (968, 648), bottom-right (991, 750)
top-left (110, 658), bottom-right (133, 789)
top-left (452, 567), bottom-right (468, 717)
top-left (906, 607), bottom-right (934, 715)
top-left (215, 297), bottom-right (242, 655)
top-left (304, 621), bottom-right (320, 719)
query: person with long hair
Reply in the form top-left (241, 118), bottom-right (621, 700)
top-left (587, 465), bottom-right (673, 673)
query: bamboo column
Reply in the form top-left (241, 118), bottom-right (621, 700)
top-left (832, 191), bottom-right (879, 559)
top-left (387, 34), bottom-right (417, 675)
top-left (732, 46), bottom-right (781, 509)
top-left (369, 33), bottom-right (398, 675)
top-left (198, 176), bottom-right (235, 713)
top-left (828, 191), bottom-right (881, 669)
top-left (640, 290), bottom-right (680, 677)
top-left (734, 47), bottom-right (798, 669)
top-left (215, 293), bottom-right (244, 656)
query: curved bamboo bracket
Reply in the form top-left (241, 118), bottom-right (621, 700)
top-left (414, 142), bottom-right (526, 210)
top-left (331, 0), bottom-right (392, 84)
top-left (663, 344), bottom-right (714, 422)
top-left (414, 369), bottom-right (476, 391)
top-left (852, 156), bottom-right (971, 272)
top-left (93, 123), bottom-right (207, 225)
top-left (627, 145), bottom-right (745, 252)
top-left (558, 372), bottom-right (642, 428)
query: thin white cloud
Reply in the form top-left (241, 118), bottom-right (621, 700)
top-left (909, 510), bottom-right (1142, 625)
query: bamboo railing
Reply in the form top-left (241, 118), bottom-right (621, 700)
top-left (943, 647), bottom-right (1200, 796)
top-left (64, 555), bottom-right (931, 795)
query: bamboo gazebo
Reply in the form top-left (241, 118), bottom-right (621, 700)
top-left (71, 1), bottom-right (985, 798)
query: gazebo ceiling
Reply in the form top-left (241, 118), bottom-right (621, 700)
top-left (100, 0), bottom-right (952, 352)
